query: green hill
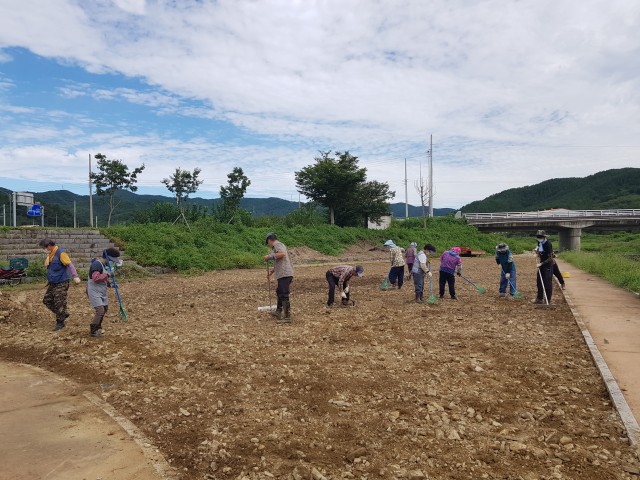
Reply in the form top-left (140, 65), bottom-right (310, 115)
top-left (461, 168), bottom-right (640, 212)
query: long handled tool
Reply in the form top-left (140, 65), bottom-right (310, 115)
top-left (426, 273), bottom-right (438, 304)
top-left (501, 268), bottom-right (524, 299)
top-left (459, 273), bottom-right (486, 294)
top-left (104, 251), bottom-right (128, 321)
top-left (257, 261), bottom-right (276, 312)
top-left (537, 266), bottom-right (550, 306)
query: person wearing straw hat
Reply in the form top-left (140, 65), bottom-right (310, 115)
top-left (495, 242), bottom-right (517, 298)
top-left (534, 230), bottom-right (554, 304)
top-left (412, 244), bottom-right (436, 303)
top-left (326, 265), bottom-right (364, 307)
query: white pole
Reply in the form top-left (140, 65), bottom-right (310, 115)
top-left (2, 204), bottom-right (5, 226)
top-left (41, 206), bottom-right (44, 227)
top-left (12, 192), bottom-right (17, 227)
top-left (428, 134), bottom-right (434, 218)
top-left (89, 153), bottom-right (94, 227)
top-left (404, 158), bottom-right (408, 219)
top-left (73, 200), bottom-right (77, 228)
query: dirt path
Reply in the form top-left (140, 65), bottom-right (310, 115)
top-left (2, 255), bottom-right (640, 479)
top-left (555, 259), bottom-right (640, 427)
top-left (0, 361), bottom-right (174, 480)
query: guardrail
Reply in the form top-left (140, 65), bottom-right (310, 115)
top-left (464, 209), bottom-right (640, 220)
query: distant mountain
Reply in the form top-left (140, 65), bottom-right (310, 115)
top-left (461, 168), bottom-right (640, 213)
top-left (389, 203), bottom-right (455, 218)
top-left (1, 187), bottom-right (450, 227)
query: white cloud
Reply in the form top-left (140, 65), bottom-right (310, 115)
top-left (0, 0), bottom-right (639, 207)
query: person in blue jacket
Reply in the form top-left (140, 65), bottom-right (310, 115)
top-left (495, 242), bottom-right (516, 298)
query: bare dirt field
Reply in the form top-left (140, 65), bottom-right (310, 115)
top-left (1, 250), bottom-right (640, 480)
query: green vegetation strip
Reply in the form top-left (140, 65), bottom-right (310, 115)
top-left (102, 217), bottom-right (535, 273)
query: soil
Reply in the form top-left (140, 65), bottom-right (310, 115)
top-left (1, 252), bottom-right (639, 480)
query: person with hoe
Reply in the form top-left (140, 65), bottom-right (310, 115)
top-left (384, 239), bottom-right (406, 289)
top-left (326, 265), bottom-right (364, 307)
top-left (86, 247), bottom-right (122, 337)
top-left (39, 238), bottom-right (81, 331)
top-left (495, 242), bottom-right (517, 298)
top-left (439, 246), bottom-right (462, 300)
top-left (534, 230), bottom-right (554, 304)
top-left (405, 242), bottom-right (417, 280)
top-left (263, 232), bottom-right (294, 323)
top-left (412, 244), bottom-right (436, 303)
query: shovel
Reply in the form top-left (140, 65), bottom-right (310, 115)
top-left (459, 273), bottom-right (486, 294)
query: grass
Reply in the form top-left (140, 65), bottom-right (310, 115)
top-left (101, 217), bottom-right (535, 273)
top-left (560, 232), bottom-right (640, 294)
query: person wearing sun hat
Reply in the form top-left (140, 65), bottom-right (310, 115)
top-left (326, 265), bottom-right (364, 307)
top-left (383, 239), bottom-right (406, 289)
top-left (533, 230), bottom-right (554, 304)
top-left (438, 246), bottom-right (462, 299)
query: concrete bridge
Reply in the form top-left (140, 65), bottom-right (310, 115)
top-left (463, 209), bottom-right (640, 251)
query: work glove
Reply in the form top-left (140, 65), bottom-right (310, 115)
top-left (344, 286), bottom-right (350, 294)
top-left (536, 263), bottom-right (542, 268)
top-left (505, 273), bottom-right (510, 279)
top-left (428, 271), bottom-right (432, 278)
top-left (341, 291), bottom-right (347, 299)
top-left (73, 276), bottom-right (81, 285)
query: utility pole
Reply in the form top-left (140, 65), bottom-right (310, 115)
top-left (404, 158), bottom-right (408, 219)
top-left (73, 200), bottom-right (77, 228)
top-left (428, 134), bottom-right (434, 218)
top-left (89, 153), bottom-right (94, 227)
top-left (12, 191), bottom-right (17, 227)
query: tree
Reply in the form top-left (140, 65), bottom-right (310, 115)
top-left (218, 167), bottom-right (251, 223)
top-left (295, 151), bottom-right (394, 226)
top-left (353, 180), bottom-right (395, 228)
top-left (162, 167), bottom-right (203, 210)
top-left (295, 151), bottom-right (367, 225)
top-left (91, 153), bottom-right (145, 226)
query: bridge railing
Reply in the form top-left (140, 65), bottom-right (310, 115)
top-left (464, 209), bottom-right (640, 220)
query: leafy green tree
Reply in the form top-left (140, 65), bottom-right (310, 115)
top-left (91, 153), bottom-right (145, 226)
top-left (295, 151), bottom-right (393, 226)
top-left (162, 167), bottom-right (203, 211)
top-left (218, 167), bottom-right (251, 224)
top-left (347, 180), bottom-right (395, 227)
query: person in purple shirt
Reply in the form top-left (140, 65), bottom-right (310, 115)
top-left (439, 246), bottom-right (462, 300)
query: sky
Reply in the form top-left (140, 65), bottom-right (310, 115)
top-left (0, 0), bottom-right (639, 210)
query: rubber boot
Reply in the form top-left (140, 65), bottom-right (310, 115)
top-left (90, 324), bottom-right (103, 338)
top-left (52, 321), bottom-right (65, 332)
top-left (282, 301), bottom-right (292, 323)
top-left (270, 308), bottom-right (283, 321)
top-left (415, 293), bottom-right (422, 303)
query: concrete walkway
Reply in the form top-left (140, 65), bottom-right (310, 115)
top-left (556, 260), bottom-right (640, 430)
top-left (0, 362), bottom-right (174, 480)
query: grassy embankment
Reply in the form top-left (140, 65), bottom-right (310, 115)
top-left (102, 217), bottom-right (534, 273)
top-left (559, 232), bottom-right (640, 294)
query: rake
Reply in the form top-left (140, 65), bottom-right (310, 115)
top-left (104, 251), bottom-right (128, 321)
top-left (502, 268), bottom-right (524, 299)
top-left (459, 273), bottom-right (486, 294)
top-left (426, 273), bottom-right (439, 304)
